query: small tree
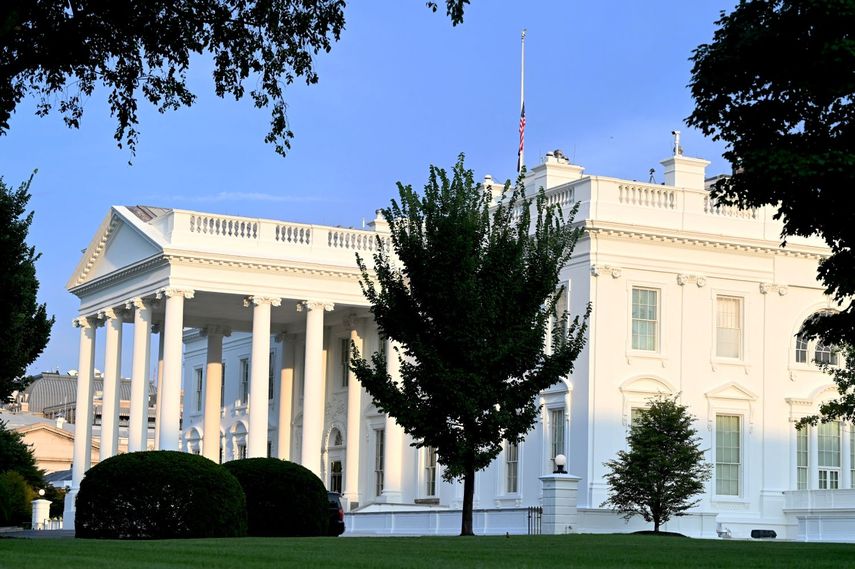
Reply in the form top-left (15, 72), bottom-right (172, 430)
top-left (602, 396), bottom-right (711, 533)
top-left (0, 175), bottom-right (54, 401)
top-left (353, 155), bottom-right (589, 536)
top-left (0, 419), bottom-right (43, 487)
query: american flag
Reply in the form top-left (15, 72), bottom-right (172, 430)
top-left (517, 102), bottom-right (526, 173)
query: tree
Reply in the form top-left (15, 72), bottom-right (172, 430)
top-left (601, 396), bottom-right (711, 534)
top-left (0, 0), bottom-right (472, 156)
top-left (352, 155), bottom-right (589, 536)
top-left (796, 344), bottom-right (855, 427)
top-left (688, 1), bottom-right (855, 353)
top-left (0, 175), bottom-right (53, 402)
top-left (0, 419), bottom-right (43, 487)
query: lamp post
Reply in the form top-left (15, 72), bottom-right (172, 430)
top-left (553, 454), bottom-right (567, 474)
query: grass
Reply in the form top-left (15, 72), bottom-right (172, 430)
top-left (2, 534), bottom-right (855, 569)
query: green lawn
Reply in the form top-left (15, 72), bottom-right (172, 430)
top-left (2, 534), bottom-right (854, 569)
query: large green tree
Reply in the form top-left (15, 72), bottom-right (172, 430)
top-left (688, 1), bottom-right (855, 350)
top-left (0, 419), bottom-right (43, 487)
top-left (0, 0), bottom-right (471, 156)
top-left (0, 175), bottom-right (53, 401)
top-left (602, 397), bottom-right (712, 533)
top-left (352, 156), bottom-right (589, 536)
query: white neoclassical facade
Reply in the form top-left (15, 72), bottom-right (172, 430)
top-left (63, 146), bottom-right (853, 541)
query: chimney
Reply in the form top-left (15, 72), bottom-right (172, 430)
top-left (55, 416), bottom-right (66, 429)
top-left (525, 150), bottom-right (585, 192)
top-left (367, 209), bottom-right (389, 234)
top-left (660, 130), bottom-right (710, 190)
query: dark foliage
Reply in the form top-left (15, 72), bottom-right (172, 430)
top-left (0, 176), bottom-right (53, 401)
top-left (688, 1), bottom-right (855, 354)
top-left (223, 457), bottom-right (328, 537)
top-left (76, 451), bottom-right (247, 539)
top-left (0, 470), bottom-right (33, 526)
top-left (602, 397), bottom-right (712, 533)
top-left (353, 155), bottom-right (589, 535)
top-left (0, 419), bottom-right (44, 486)
top-left (0, 1), bottom-right (472, 157)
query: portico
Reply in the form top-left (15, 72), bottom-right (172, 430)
top-left (63, 206), bottom-right (396, 527)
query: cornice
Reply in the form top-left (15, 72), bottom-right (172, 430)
top-left (68, 255), bottom-right (168, 297)
top-left (585, 223), bottom-right (827, 260)
top-left (164, 252), bottom-right (364, 281)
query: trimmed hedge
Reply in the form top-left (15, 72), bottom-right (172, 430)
top-left (76, 451), bottom-right (247, 539)
top-left (223, 458), bottom-right (328, 537)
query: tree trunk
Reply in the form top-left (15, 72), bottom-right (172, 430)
top-left (654, 517), bottom-right (660, 533)
top-left (460, 463), bottom-right (476, 536)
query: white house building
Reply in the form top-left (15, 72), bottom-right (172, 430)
top-left (62, 145), bottom-right (853, 541)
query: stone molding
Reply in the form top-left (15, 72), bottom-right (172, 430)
top-left (590, 264), bottom-right (622, 278)
top-left (759, 282), bottom-right (789, 296)
top-left (243, 295), bottom-right (282, 308)
top-left (297, 300), bottom-right (335, 312)
top-left (98, 307), bottom-right (124, 321)
top-left (157, 287), bottom-right (195, 300)
top-left (677, 274), bottom-right (707, 287)
top-left (200, 324), bottom-right (233, 338)
top-left (72, 316), bottom-right (101, 329)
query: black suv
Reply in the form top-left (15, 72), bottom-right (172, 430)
top-left (327, 492), bottom-right (345, 536)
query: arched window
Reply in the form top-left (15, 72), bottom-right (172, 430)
top-left (794, 312), bottom-right (840, 367)
top-left (329, 427), bottom-right (343, 448)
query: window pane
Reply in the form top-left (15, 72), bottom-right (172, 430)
top-left (506, 442), bottom-right (518, 494)
top-left (818, 422), bottom-right (841, 468)
top-left (631, 288), bottom-right (658, 351)
top-left (795, 335), bottom-right (808, 364)
top-left (716, 415), bottom-right (741, 496)
top-left (375, 429), bottom-right (385, 496)
top-left (797, 427), bottom-right (808, 490)
top-left (551, 409), bottom-right (565, 461)
top-left (716, 297), bottom-right (742, 358)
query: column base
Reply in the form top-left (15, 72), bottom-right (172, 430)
top-left (62, 490), bottom-right (77, 531)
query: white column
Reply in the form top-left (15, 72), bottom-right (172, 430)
top-left (381, 338), bottom-right (404, 503)
top-left (277, 333), bottom-right (295, 460)
top-left (300, 300), bottom-right (333, 477)
top-left (343, 318), bottom-right (364, 509)
top-left (247, 296), bottom-right (280, 458)
top-left (99, 308), bottom-right (124, 459)
top-left (153, 325), bottom-right (164, 450)
top-left (128, 299), bottom-right (152, 453)
top-left (65, 316), bottom-right (98, 529)
top-left (203, 326), bottom-right (229, 462)
top-left (159, 288), bottom-right (194, 451)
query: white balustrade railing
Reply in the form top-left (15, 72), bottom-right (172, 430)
top-left (274, 223), bottom-right (312, 245)
top-left (545, 187), bottom-right (575, 209)
top-left (189, 214), bottom-right (258, 239)
top-left (617, 184), bottom-right (676, 209)
top-left (703, 195), bottom-right (758, 219)
top-left (328, 228), bottom-right (388, 251)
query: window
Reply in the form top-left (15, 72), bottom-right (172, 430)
top-left (795, 335), bottom-right (809, 364)
top-left (506, 442), bottom-right (519, 494)
top-left (424, 447), bottom-right (437, 497)
top-left (630, 407), bottom-right (645, 427)
top-left (818, 421), bottom-right (841, 489)
top-left (239, 358), bottom-right (249, 404)
top-left (219, 441), bottom-right (224, 464)
top-left (237, 442), bottom-right (247, 460)
top-left (341, 338), bottom-right (351, 388)
top-left (715, 415), bottom-right (741, 496)
top-left (550, 409), bottom-right (566, 465)
top-left (631, 287), bottom-right (658, 351)
top-left (716, 296), bottom-right (742, 358)
top-left (330, 460), bottom-right (343, 494)
top-left (851, 428), bottom-right (855, 489)
top-left (268, 352), bottom-right (275, 400)
top-left (815, 341), bottom-right (839, 366)
top-left (267, 440), bottom-right (272, 458)
top-left (374, 428), bottom-right (385, 496)
top-left (797, 427), bottom-right (808, 490)
top-left (194, 368), bottom-right (203, 412)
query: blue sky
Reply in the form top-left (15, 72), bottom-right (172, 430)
top-left (0, 1), bottom-right (736, 376)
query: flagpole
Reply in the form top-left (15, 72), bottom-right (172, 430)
top-left (518, 29), bottom-right (526, 174)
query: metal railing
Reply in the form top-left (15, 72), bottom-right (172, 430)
top-left (527, 506), bottom-right (542, 535)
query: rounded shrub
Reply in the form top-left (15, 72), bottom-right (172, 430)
top-left (76, 451), bottom-right (247, 539)
top-left (223, 458), bottom-right (328, 537)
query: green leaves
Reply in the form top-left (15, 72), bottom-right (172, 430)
top-left (602, 396), bottom-right (711, 532)
top-left (353, 154), bottom-right (588, 526)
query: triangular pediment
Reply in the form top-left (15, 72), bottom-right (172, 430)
top-left (705, 381), bottom-right (758, 402)
top-left (67, 208), bottom-right (165, 290)
top-left (620, 376), bottom-right (675, 395)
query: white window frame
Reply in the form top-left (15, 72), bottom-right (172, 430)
top-left (505, 440), bottom-right (520, 495)
top-left (423, 446), bottom-right (437, 498)
top-left (818, 421), bottom-right (842, 489)
top-left (341, 338), bottom-right (351, 388)
top-left (630, 287), bottom-right (660, 352)
top-left (715, 414), bottom-right (743, 497)
top-left (374, 428), bottom-right (385, 497)
top-left (194, 367), bottom-right (203, 414)
top-left (239, 357), bottom-right (249, 405)
top-left (715, 295), bottom-right (744, 360)
top-left (549, 408), bottom-right (566, 469)
top-left (268, 351), bottom-right (275, 400)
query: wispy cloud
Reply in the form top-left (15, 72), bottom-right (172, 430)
top-left (146, 191), bottom-right (338, 204)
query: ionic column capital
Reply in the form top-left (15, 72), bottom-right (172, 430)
top-left (157, 287), bottom-right (195, 300)
top-left (126, 297), bottom-right (153, 311)
top-left (98, 307), bottom-right (125, 321)
top-left (342, 313), bottom-right (363, 330)
top-left (150, 322), bottom-right (162, 334)
top-left (200, 324), bottom-right (233, 338)
top-left (73, 316), bottom-right (101, 329)
top-left (297, 300), bottom-right (335, 312)
top-left (243, 295), bottom-right (282, 308)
